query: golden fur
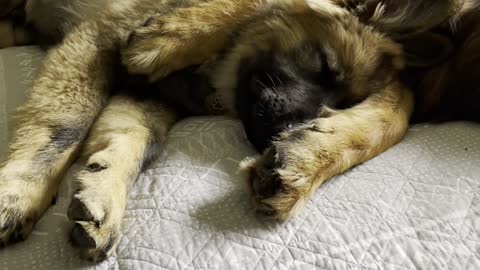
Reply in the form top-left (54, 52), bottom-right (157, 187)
top-left (0, 0), bottom-right (478, 262)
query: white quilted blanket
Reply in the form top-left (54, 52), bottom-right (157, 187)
top-left (0, 47), bottom-right (479, 270)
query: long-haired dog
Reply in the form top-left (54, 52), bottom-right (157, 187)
top-left (0, 0), bottom-right (478, 261)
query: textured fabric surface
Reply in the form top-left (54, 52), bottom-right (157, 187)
top-left (0, 47), bottom-right (479, 270)
top-left (0, 46), bottom-right (43, 155)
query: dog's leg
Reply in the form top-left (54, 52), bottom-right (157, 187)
top-left (0, 20), bottom-right (115, 245)
top-left (0, 0), bottom-right (155, 244)
top-left (122, 0), bottom-right (268, 79)
top-left (67, 95), bottom-right (176, 261)
top-left (243, 82), bottom-right (414, 221)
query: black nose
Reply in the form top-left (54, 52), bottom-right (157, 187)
top-left (236, 53), bottom-right (294, 152)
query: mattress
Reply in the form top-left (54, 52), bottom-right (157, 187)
top-left (0, 47), bottom-right (479, 270)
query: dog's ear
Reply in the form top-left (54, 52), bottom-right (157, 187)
top-left (333, 0), bottom-right (465, 36)
top-left (396, 32), bottom-right (454, 67)
top-left (273, 0), bottom-right (348, 16)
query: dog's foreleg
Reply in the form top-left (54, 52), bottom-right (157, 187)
top-left (122, 0), bottom-right (269, 79)
top-left (65, 95), bottom-right (176, 261)
top-left (0, 19), bottom-right (116, 245)
top-left (243, 81), bottom-right (414, 220)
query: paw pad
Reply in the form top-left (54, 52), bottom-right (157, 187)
top-left (67, 197), bottom-right (95, 222)
top-left (70, 223), bottom-right (96, 248)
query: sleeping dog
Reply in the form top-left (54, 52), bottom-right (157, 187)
top-left (0, 0), bottom-right (478, 261)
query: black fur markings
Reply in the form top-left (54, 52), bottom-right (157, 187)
top-left (49, 126), bottom-right (86, 153)
top-left (35, 125), bottom-right (88, 168)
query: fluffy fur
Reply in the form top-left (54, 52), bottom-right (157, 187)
top-left (0, 0), bottom-right (478, 262)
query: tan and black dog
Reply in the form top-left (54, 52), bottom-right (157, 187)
top-left (0, 0), bottom-right (478, 262)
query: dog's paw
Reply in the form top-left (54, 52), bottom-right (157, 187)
top-left (0, 196), bottom-right (38, 246)
top-left (121, 15), bottom-right (202, 78)
top-left (242, 146), bottom-right (309, 221)
top-left (242, 121), bottom-right (339, 221)
top-left (68, 195), bottom-right (121, 262)
top-left (0, 181), bottom-right (55, 245)
top-left (67, 163), bottom-right (125, 262)
top-left (122, 13), bottom-right (222, 80)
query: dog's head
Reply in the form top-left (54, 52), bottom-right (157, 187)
top-left (212, 1), bottom-right (404, 151)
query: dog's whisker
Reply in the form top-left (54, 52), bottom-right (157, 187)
top-left (274, 75), bottom-right (283, 86)
top-left (256, 79), bottom-right (269, 90)
top-left (267, 73), bottom-right (276, 87)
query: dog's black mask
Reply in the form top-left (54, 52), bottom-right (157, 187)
top-left (235, 44), bottom-right (344, 152)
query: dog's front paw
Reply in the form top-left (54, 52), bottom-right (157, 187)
top-left (242, 121), bottom-right (340, 221)
top-left (241, 142), bottom-right (309, 221)
top-left (68, 198), bottom-right (120, 262)
top-left (0, 180), bottom-right (56, 245)
top-left (0, 196), bottom-right (38, 245)
top-left (242, 146), bottom-right (310, 221)
top-left (67, 163), bottom-right (126, 262)
top-left (68, 195), bottom-right (121, 262)
top-left (122, 13), bottom-right (223, 80)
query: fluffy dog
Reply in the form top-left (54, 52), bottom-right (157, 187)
top-left (0, 0), bottom-right (478, 262)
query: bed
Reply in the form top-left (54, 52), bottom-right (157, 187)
top-left (0, 46), bottom-right (479, 270)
